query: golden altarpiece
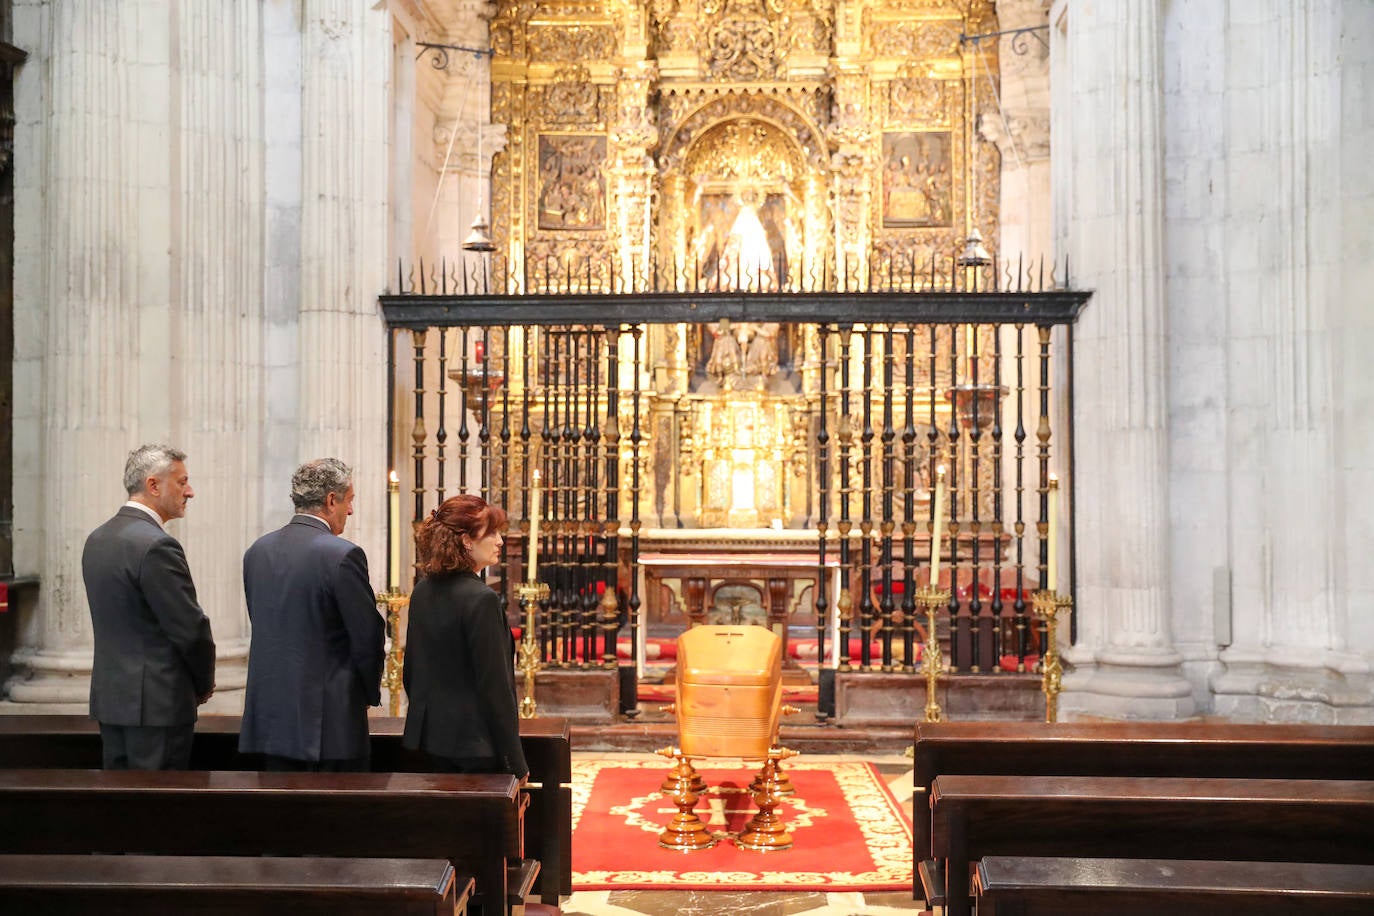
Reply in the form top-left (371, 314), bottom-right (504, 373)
top-left (385, 0), bottom-right (1086, 725)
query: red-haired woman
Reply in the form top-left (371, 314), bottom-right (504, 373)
top-left (401, 494), bottom-right (529, 779)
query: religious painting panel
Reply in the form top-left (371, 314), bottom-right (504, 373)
top-left (881, 131), bottom-right (953, 228)
top-left (536, 134), bottom-right (607, 232)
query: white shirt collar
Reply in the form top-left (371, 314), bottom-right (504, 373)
top-left (123, 500), bottom-right (165, 530)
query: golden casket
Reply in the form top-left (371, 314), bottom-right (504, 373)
top-left (675, 625), bottom-right (783, 760)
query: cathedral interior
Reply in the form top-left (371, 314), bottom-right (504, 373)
top-left (2, 0), bottom-right (1373, 913)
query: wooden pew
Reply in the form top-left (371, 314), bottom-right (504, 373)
top-left (931, 774), bottom-right (1374, 916)
top-left (0, 769), bottom-right (528, 916)
top-left (0, 713), bottom-right (573, 904)
top-left (0, 853), bottom-right (474, 915)
top-left (911, 721), bottom-right (1374, 903)
top-left (972, 856), bottom-right (1374, 916)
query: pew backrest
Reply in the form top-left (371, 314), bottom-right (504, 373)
top-left (0, 853), bottom-right (472, 916)
top-left (912, 721), bottom-right (1374, 866)
top-left (0, 769), bottom-right (522, 915)
top-left (973, 856), bottom-right (1374, 916)
top-left (0, 713), bottom-right (574, 904)
top-left (930, 774), bottom-right (1374, 916)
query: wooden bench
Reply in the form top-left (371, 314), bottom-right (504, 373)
top-left (973, 856), bottom-right (1374, 916)
top-left (0, 853), bottom-right (474, 915)
top-left (912, 721), bottom-right (1374, 904)
top-left (0, 769), bottom-right (528, 916)
top-left (0, 713), bottom-right (573, 904)
top-left (931, 774), bottom-right (1374, 916)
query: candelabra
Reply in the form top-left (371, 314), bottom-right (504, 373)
top-left (914, 584), bottom-right (949, 722)
top-left (378, 590), bottom-right (411, 717)
top-left (517, 581), bottom-right (551, 719)
top-left (1032, 589), bottom-right (1073, 722)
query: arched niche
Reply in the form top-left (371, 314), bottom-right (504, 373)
top-left (657, 94), bottom-right (832, 291)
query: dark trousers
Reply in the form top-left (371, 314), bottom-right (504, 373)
top-left (99, 722), bottom-right (195, 770)
top-left (263, 753), bottom-right (371, 773)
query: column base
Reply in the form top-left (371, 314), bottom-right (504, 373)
top-left (5, 641), bottom-right (250, 710)
top-left (1211, 656), bottom-right (1374, 725)
top-left (1059, 647), bottom-right (1198, 720)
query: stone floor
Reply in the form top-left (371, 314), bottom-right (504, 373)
top-left (553, 752), bottom-right (928, 916)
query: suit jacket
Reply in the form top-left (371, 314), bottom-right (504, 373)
top-left (239, 515), bottom-right (385, 761)
top-left (82, 506), bottom-right (216, 727)
top-left (402, 570), bottom-right (529, 778)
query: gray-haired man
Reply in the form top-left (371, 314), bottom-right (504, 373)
top-left (239, 458), bottom-right (385, 771)
top-left (83, 444), bottom-right (217, 769)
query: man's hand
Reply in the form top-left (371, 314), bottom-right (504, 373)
top-left (197, 687), bottom-right (216, 705)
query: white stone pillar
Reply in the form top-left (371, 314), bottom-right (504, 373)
top-left (987, 0), bottom-right (1052, 262)
top-left (262, 0), bottom-right (304, 529)
top-left (1054, 0), bottom-right (1194, 718)
top-left (298, 0), bottom-right (390, 586)
top-left (9, 0), bottom-right (175, 703)
top-left (172, 1), bottom-right (265, 693)
top-left (1211, 0), bottom-right (1359, 720)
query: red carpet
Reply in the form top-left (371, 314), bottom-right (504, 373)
top-left (571, 758), bottom-right (912, 891)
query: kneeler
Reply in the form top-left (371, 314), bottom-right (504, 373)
top-left (655, 625), bottom-right (800, 852)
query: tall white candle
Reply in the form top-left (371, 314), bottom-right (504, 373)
top-left (930, 466), bottom-right (947, 585)
top-left (527, 469), bottom-right (541, 584)
top-left (1047, 474), bottom-right (1059, 593)
top-left (388, 470), bottom-right (401, 591)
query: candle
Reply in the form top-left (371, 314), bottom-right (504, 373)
top-left (1047, 474), bottom-right (1059, 593)
top-left (930, 466), bottom-right (947, 585)
top-left (388, 470), bottom-right (401, 591)
top-left (527, 469), bottom-right (541, 584)
top-left (474, 339), bottom-right (485, 364)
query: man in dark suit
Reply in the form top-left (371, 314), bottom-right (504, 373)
top-left (83, 444), bottom-right (217, 770)
top-left (239, 458), bottom-right (385, 771)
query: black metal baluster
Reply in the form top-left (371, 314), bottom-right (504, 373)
top-left (457, 328), bottom-right (470, 493)
top-left (815, 325), bottom-right (832, 719)
top-left (628, 325), bottom-right (645, 715)
top-left (901, 325), bottom-right (918, 672)
top-left (1014, 323), bottom-right (1030, 668)
top-left (479, 327), bottom-right (492, 499)
top-left (837, 326), bottom-right (854, 673)
top-left (436, 328), bottom-right (448, 504)
top-left (859, 327), bottom-right (875, 670)
top-left (879, 325), bottom-right (896, 671)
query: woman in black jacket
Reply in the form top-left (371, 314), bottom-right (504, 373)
top-left (402, 494), bottom-right (529, 779)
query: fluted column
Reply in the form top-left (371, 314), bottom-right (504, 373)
top-left (173, 1), bottom-right (264, 691)
top-left (298, 0), bottom-right (390, 584)
top-left (1056, 0), bottom-right (1194, 717)
top-left (987, 0), bottom-right (1052, 261)
top-left (1211, 0), bottom-right (1352, 718)
top-left (9, 1), bottom-right (172, 702)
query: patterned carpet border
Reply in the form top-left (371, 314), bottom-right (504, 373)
top-left (570, 757), bottom-right (913, 891)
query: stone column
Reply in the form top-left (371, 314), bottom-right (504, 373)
top-left (172, 1), bottom-right (265, 694)
top-left (1055, 0), bottom-right (1194, 717)
top-left (298, 0), bottom-right (390, 585)
top-left (9, 1), bottom-right (176, 703)
top-left (985, 0), bottom-right (1052, 261)
top-left (1211, 1), bottom-right (1354, 719)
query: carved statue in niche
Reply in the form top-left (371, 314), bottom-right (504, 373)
top-left (537, 134), bottom-right (606, 231)
top-left (882, 131), bottom-right (952, 228)
top-left (703, 318), bottom-right (788, 393)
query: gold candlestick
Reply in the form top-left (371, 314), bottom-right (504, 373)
top-left (516, 581), bottom-right (551, 719)
top-left (378, 590), bottom-right (410, 717)
top-left (914, 584), bottom-right (949, 722)
top-left (1033, 589), bottom-right (1073, 722)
